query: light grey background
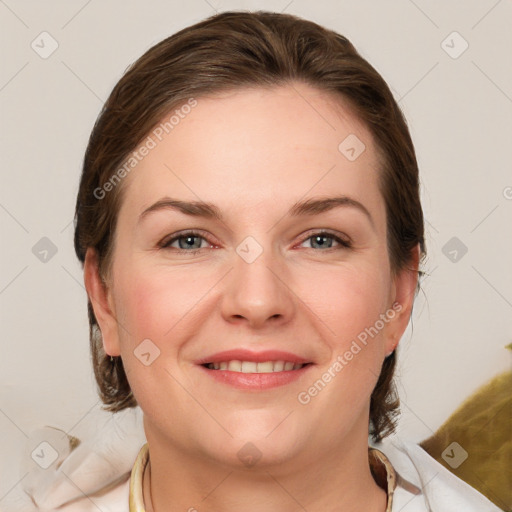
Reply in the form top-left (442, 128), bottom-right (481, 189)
top-left (1, 0), bottom-right (511, 503)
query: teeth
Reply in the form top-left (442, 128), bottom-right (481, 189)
top-left (228, 360), bottom-right (241, 372)
top-left (206, 360), bottom-right (306, 373)
top-left (241, 361), bottom-right (257, 373)
top-left (273, 360), bottom-right (284, 372)
top-left (257, 361), bottom-right (274, 373)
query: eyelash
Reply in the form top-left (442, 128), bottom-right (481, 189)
top-left (158, 229), bottom-right (352, 254)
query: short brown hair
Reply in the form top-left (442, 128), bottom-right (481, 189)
top-left (74, 11), bottom-right (425, 443)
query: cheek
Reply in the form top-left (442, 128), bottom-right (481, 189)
top-left (112, 268), bottom-right (203, 410)
top-left (114, 264), bottom-right (214, 350)
top-left (291, 265), bottom-right (393, 434)
top-left (300, 263), bottom-right (390, 397)
top-left (301, 262), bottom-right (390, 345)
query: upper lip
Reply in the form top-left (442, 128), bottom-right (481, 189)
top-left (195, 349), bottom-right (312, 365)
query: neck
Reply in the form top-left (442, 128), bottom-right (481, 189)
top-left (142, 426), bottom-right (388, 512)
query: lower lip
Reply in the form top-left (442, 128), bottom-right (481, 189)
top-left (197, 364), bottom-right (314, 390)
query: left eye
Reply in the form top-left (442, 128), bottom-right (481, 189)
top-left (160, 231), bottom-right (211, 252)
top-left (299, 231), bottom-right (352, 250)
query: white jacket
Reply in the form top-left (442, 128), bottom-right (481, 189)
top-left (370, 436), bottom-right (503, 511)
top-left (1, 407), bottom-right (502, 511)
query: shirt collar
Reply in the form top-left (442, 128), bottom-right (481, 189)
top-left (129, 443), bottom-right (398, 512)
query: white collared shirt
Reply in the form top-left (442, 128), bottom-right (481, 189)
top-left (3, 435), bottom-right (502, 511)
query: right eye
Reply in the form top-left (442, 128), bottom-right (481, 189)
top-left (159, 230), bottom-right (214, 253)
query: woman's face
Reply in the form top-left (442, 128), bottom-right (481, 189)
top-left (86, 83), bottom-right (417, 467)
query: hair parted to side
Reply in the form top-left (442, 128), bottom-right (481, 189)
top-left (74, 10), bottom-right (425, 443)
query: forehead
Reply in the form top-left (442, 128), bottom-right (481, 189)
top-left (118, 83), bottom-right (385, 227)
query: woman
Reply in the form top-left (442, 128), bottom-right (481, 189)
top-left (66, 10), bottom-right (499, 511)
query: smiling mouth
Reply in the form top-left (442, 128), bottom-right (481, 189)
top-left (201, 360), bottom-right (312, 373)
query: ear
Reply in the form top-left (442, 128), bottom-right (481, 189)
top-left (384, 244), bottom-right (421, 355)
top-left (83, 248), bottom-right (121, 357)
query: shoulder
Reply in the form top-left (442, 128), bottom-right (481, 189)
top-left (1, 472), bottom-right (131, 512)
top-left (371, 435), bottom-right (502, 512)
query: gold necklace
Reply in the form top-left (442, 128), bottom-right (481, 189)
top-left (143, 457), bottom-right (155, 512)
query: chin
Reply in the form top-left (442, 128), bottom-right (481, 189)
top-left (207, 436), bottom-right (302, 471)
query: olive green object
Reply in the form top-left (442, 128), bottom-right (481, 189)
top-left (420, 363), bottom-right (512, 511)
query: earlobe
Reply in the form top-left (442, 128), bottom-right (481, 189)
top-left (83, 248), bottom-right (121, 357)
top-left (385, 244), bottom-right (421, 354)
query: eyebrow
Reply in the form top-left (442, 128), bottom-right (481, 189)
top-left (138, 195), bottom-right (374, 227)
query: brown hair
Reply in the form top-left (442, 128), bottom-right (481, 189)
top-left (74, 10), bottom-right (425, 442)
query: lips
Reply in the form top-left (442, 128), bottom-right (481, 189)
top-left (195, 349), bottom-right (314, 390)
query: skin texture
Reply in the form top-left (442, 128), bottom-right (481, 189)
top-left (84, 82), bottom-right (419, 511)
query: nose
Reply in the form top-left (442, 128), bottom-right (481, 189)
top-left (220, 240), bottom-right (295, 329)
